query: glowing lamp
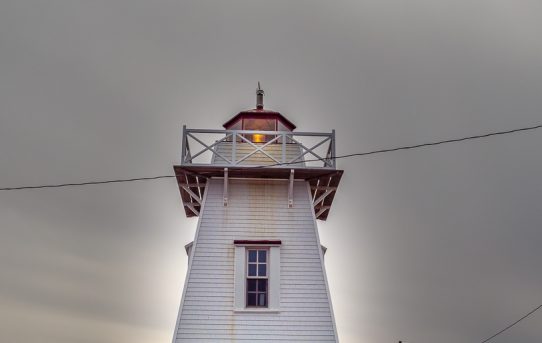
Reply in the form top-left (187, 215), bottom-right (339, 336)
top-left (252, 134), bottom-right (265, 143)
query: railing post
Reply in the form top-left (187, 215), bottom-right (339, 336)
top-left (181, 125), bottom-right (187, 164)
top-left (282, 133), bottom-right (286, 164)
top-left (232, 130), bottom-right (237, 166)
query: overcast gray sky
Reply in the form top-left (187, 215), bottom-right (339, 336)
top-left (1, 1), bottom-right (542, 342)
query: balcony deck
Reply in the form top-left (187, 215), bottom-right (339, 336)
top-left (174, 127), bottom-right (343, 220)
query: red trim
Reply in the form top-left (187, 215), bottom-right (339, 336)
top-left (234, 240), bottom-right (282, 245)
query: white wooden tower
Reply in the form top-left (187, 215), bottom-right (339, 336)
top-left (172, 85), bottom-right (343, 342)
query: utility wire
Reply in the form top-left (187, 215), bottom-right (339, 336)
top-left (261, 123), bottom-right (542, 168)
top-left (0, 175), bottom-right (174, 191)
top-left (1, 123), bottom-right (541, 191)
top-left (481, 303), bottom-right (542, 343)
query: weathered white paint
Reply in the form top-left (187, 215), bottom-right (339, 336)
top-left (172, 179), bottom-right (338, 342)
top-left (269, 245), bottom-right (281, 310)
top-left (213, 141), bottom-right (305, 167)
top-left (233, 245), bottom-right (245, 310)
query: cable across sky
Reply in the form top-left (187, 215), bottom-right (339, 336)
top-left (480, 303), bottom-right (542, 343)
top-left (0, 122), bottom-right (541, 191)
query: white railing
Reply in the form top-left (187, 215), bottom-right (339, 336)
top-left (181, 126), bottom-right (336, 169)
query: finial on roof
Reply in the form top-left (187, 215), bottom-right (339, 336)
top-left (256, 82), bottom-right (264, 109)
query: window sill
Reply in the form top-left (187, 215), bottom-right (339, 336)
top-left (233, 308), bottom-right (280, 314)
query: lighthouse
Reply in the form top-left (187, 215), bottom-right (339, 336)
top-left (172, 85), bottom-right (343, 342)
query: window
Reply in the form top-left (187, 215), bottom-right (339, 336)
top-left (234, 240), bottom-right (281, 311)
top-left (242, 118), bottom-right (276, 131)
top-left (243, 118), bottom-right (276, 143)
top-left (246, 249), bottom-right (268, 307)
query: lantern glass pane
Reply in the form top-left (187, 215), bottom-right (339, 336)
top-left (243, 118), bottom-right (275, 131)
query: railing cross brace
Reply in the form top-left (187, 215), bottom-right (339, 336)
top-left (236, 134), bottom-right (282, 164)
top-left (288, 136), bottom-right (332, 167)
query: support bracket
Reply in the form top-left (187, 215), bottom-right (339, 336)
top-left (288, 169), bottom-right (294, 208)
top-left (184, 203), bottom-right (200, 216)
top-left (223, 168), bottom-right (229, 206)
top-left (315, 206), bottom-right (331, 219)
top-left (180, 185), bottom-right (202, 205)
top-left (313, 188), bottom-right (334, 207)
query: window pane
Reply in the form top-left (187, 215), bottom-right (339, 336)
top-left (248, 250), bottom-right (257, 262)
top-left (258, 279), bottom-right (268, 292)
top-left (258, 264), bottom-right (267, 277)
top-left (248, 264), bottom-right (257, 276)
top-left (258, 293), bottom-right (267, 306)
top-left (277, 121), bottom-right (292, 143)
top-left (247, 279), bottom-right (257, 292)
top-left (226, 120), bottom-right (242, 141)
top-left (243, 118), bottom-right (276, 131)
top-left (247, 293), bottom-right (257, 306)
top-left (229, 120), bottom-right (242, 130)
top-left (277, 121), bottom-right (291, 132)
top-left (258, 250), bottom-right (267, 263)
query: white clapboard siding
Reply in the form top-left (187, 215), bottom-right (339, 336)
top-left (173, 179), bottom-right (338, 342)
top-left (212, 141), bottom-right (305, 167)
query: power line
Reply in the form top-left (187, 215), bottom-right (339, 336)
top-left (0, 175), bottom-right (175, 191)
top-left (1, 123), bottom-right (541, 191)
top-left (261, 123), bottom-right (542, 167)
top-left (481, 303), bottom-right (542, 343)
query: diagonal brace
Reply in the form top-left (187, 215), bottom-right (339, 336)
top-left (181, 185), bottom-right (202, 205)
top-left (288, 136), bottom-right (332, 167)
top-left (184, 203), bottom-right (200, 216)
top-left (313, 189), bottom-right (334, 207)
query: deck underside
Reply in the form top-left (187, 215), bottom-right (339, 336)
top-left (174, 165), bottom-right (343, 220)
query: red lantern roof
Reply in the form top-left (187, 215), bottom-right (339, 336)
top-left (222, 108), bottom-right (296, 131)
top-left (222, 83), bottom-right (296, 131)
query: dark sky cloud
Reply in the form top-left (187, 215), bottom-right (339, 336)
top-left (1, 1), bottom-right (542, 342)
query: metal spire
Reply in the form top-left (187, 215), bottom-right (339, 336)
top-left (256, 82), bottom-right (264, 109)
